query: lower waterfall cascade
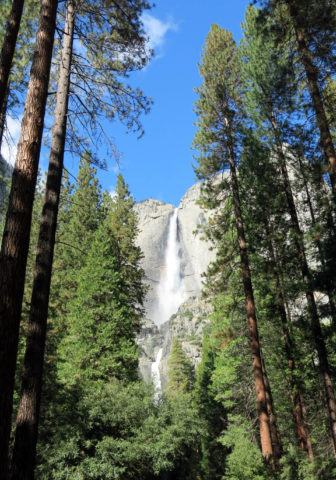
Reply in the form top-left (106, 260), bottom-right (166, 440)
top-left (151, 348), bottom-right (163, 400)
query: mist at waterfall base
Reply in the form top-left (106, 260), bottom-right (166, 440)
top-left (154, 209), bottom-right (185, 326)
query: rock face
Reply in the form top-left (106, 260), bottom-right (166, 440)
top-left (134, 199), bottom-right (175, 322)
top-left (178, 182), bottom-right (212, 295)
top-left (135, 181), bottom-right (215, 390)
top-left (134, 182), bottom-right (215, 325)
top-left (137, 295), bottom-right (212, 391)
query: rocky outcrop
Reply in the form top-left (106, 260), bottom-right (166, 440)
top-left (137, 295), bottom-right (212, 391)
top-left (158, 295), bottom-right (212, 391)
top-left (137, 318), bottom-right (163, 385)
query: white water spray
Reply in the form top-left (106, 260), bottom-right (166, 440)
top-left (150, 209), bottom-right (185, 392)
top-left (155, 209), bottom-right (185, 326)
top-left (151, 348), bottom-right (163, 400)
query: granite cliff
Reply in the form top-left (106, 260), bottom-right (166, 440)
top-left (134, 181), bottom-right (215, 390)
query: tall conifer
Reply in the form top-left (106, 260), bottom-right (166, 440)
top-left (241, 5), bottom-right (336, 455)
top-left (193, 24), bottom-right (278, 464)
top-left (0, 1), bottom-right (58, 477)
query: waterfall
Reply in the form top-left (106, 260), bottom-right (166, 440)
top-left (155, 208), bottom-right (185, 326)
top-left (151, 348), bottom-right (163, 400)
top-left (150, 209), bottom-right (185, 392)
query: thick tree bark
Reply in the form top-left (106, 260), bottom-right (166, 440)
top-left (0, 0), bottom-right (24, 116)
top-left (0, 1), bottom-right (58, 479)
top-left (10, 3), bottom-right (74, 479)
top-left (287, 1), bottom-right (336, 194)
top-left (270, 124), bottom-right (336, 455)
top-left (227, 141), bottom-right (275, 463)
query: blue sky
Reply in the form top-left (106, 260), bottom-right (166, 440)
top-left (99, 0), bottom-right (251, 206)
top-left (2, 1), bottom-right (251, 207)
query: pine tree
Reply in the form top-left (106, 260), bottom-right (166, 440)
top-left (240, 5), bottom-right (336, 455)
top-left (58, 173), bottom-right (145, 385)
top-left (193, 24), bottom-right (278, 464)
top-left (167, 338), bottom-right (194, 398)
top-left (52, 152), bottom-right (102, 314)
top-left (107, 174), bottom-right (146, 326)
top-left (0, 1), bottom-right (58, 477)
top-left (9, 3), bottom-right (75, 476)
top-left (286, 0), bottom-right (336, 193)
top-left (258, 0), bottom-right (336, 194)
top-left (59, 224), bottom-right (140, 384)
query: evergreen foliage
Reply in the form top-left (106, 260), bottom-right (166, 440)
top-left (167, 338), bottom-right (195, 398)
top-left (2, 0), bottom-right (336, 478)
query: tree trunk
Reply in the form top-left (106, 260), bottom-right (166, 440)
top-left (0, 87), bottom-right (9, 150)
top-left (10, 3), bottom-right (74, 479)
top-left (227, 141), bottom-right (275, 464)
top-left (0, 0), bottom-right (24, 116)
top-left (270, 122), bottom-right (336, 455)
top-left (266, 221), bottom-right (314, 459)
top-left (261, 355), bottom-right (282, 460)
top-left (0, 1), bottom-right (58, 478)
top-left (287, 0), bottom-right (336, 194)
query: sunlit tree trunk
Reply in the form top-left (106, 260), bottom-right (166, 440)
top-left (228, 136), bottom-right (276, 464)
top-left (0, 1), bottom-right (58, 478)
top-left (10, 2), bottom-right (74, 479)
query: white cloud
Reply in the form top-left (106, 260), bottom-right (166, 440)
top-left (141, 13), bottom-right (177, 55)
top-left (1, 116), bottom-right (21, 166)
top-left (109, 188), bottom-right (117, 199)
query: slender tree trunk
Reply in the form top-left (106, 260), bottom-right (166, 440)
top-left (270, 120), bottom-right (336, 455)
top-left (287, 0), bottom-right (336, 194)
top-left (0, 2), bottom-right (58, 478)
top-left (266, 221), bottom-right (314, 459)
top-left (298, 393), bottom-right (314, 460)
top-left (0, 0), bottom-right (24, 115)
top-left (0, 87), bottom-right (9, 150)
top-left (261, 356), bottom-right (282, 460)
top-left (227, 140), bottom-right (275, 464)
top-left (10, 3), bottom-right (74, 479)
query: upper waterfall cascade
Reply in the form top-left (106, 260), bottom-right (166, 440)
top-left (154, 209), bottom-right (185, 326)
top-left (134, 181), bottom-right (217, 389)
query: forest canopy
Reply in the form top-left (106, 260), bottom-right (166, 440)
top-left (0, 0), bottom-right (336, 479)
